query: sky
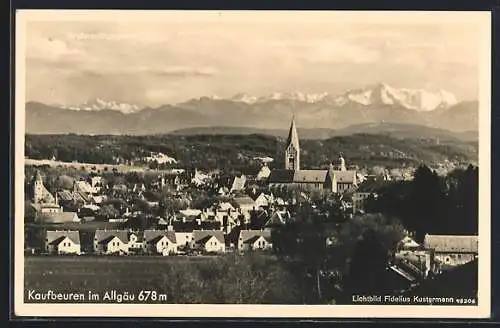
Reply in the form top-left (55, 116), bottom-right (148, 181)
top-left (23, 11), bottom-right (483, 107)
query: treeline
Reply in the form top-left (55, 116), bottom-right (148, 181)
top-left (25, 133), bottom-right (477, 171)
top-left (366, 164), bottom-right (478, 241)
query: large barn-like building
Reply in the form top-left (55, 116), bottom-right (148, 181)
top-left (268, 117), bottom-right (357, 193)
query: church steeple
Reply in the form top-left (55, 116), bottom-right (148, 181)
top-left (285, 116), bottom-right (300, 171)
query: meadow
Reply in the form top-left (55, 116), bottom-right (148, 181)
top-left (23, 254), bottom-right (300, 304)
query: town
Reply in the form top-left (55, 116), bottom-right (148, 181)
top-left (24, 117), bottom-right (479, 303)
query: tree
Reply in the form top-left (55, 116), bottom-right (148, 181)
top-left (25, 201), bottom-right (37, 223)
top-left (97, 204), bottom-right (119, 220)
top-left (345, 228), bottom-right (389, 295)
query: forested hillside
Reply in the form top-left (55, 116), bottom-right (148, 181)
top-left (25, 133), bottom-right (478, 172)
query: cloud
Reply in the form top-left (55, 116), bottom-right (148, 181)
top-left (27, 36), bottom-right (84, 61)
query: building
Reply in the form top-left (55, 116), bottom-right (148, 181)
top-left (144, 230), bottom-right (178, 255)
top-left (31, 170), bottom-right (64, 214)
top-left (237, 229), bottom-right (273, 251)
top-left (268, 118), bottom-right (357, 193)
top-left (192, 230), bottom-right (225, 253)
top-left (45, 230), bottom-right (81, 255)
top-left (93, 229), bottom-right (130, 255)
top-left (423, 234), bottom-right (478, 270)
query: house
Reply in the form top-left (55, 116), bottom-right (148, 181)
top-left (423, 234), bottom-right (478, 270)
top-left (352, 192), bottom-right (376, 213)
top-left (237, 229), bottom-right (272, 251)
top-left (252, 192), bottom-right (273, 209)
top-left (192, 230), bottom-right (225, 253)
top-left (256, 164), bottom-right (271, 181)
top-left (230, 175), bottom-right (246, 193)
top-left (144, 230), bottom-right (177, 255)
top-left (94, 230), bottom-right (130, 255)
top-left (45, 230), bottom-right (81, 255)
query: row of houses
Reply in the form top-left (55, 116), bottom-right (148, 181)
top-left (44, 228), bottom-right (273, 256)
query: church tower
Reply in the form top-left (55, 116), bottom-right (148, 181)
top-left (285, 117), bottom-right (300, 171)
top-left (339, 153), bottom-right (346, 171)
top-left (32, 170), bottom-right (45, 204)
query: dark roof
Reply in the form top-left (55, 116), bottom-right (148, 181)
top-left (46, 230), bottom-right (81, 245)
top-left (239, 229), bottom-right (272, 243)
top-left (243, 235), bottom-right (271, 244)
top-left (94, 229), bottom-right (129, 244)
top-left (193, 230), bottom-right (225, 244)
top-left (268, 170), bottom-right (295, 183)
top-left (97, 235), bottom-right (121, 245)
top-left (144, 230), bottom-right (177, 243)
top-left (47, 236), bottom-right (66, 246)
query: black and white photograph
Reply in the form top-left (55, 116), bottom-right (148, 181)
top-left (14, 10), bottom-right (491, 318)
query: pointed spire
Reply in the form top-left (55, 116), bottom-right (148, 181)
top-left (286, 115), bottom-right (300, 150)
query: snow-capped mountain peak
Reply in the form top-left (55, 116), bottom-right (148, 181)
top-left (333, 83), bottom-right (458, 111)
top-left (62, 98), bottom-right (142, 114)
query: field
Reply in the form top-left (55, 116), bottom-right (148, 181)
top-left (24, 255), bottom-right (217, 303)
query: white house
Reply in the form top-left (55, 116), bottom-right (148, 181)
top-left (238, 229), bottom-right (272, 251)
top-left (45, 230), bottom-right (81, 255)
top-left (144, 230), bottom-right (178, 255)
top-left (94, 229), bottom-right (130, 255)
top-left (192, 230), bottom-right (225, 253)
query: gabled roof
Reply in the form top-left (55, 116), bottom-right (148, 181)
top-left (333, 170), bottom-right (357, 184)
top-left (293, 170), bottom-right (328, 183)
top-left (268, 169), bottom-right (295, 183)
top-left (144, 230), bottom-right (176, 243)
top-left (97, 235), bottom-right (122, 245)
top-left (57, 190), bottom-right (73, 201)
top-left (48, 236), bottom-right (68, 246)
top-left (243, 235), bottom-right (271, 244)
top-left (423, 235), bottom-right (478, 253)
top-left (46, 230), bottom-right (80, 245)
top-left (239, 229), bottom-right (272, 243)
top-left (193, 230), bottom-right (225, 244)
top-left (94, 229), bottom-right (129, 244)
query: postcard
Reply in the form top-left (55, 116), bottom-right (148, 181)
top-left (14, 10), bottom-right (491, 318)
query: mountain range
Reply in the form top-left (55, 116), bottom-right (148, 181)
top-left (25, 83), bottom-right (478, 136)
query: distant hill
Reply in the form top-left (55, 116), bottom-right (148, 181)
top-left (25, 132), bottom-right (478, 171)
top-left (170, 123), bottom-right (477, 142)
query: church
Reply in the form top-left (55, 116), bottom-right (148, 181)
top-left (267, 117), bottom-right (358, 194)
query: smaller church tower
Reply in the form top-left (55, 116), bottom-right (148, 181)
top-left (339, 154), bottom-right (346, 171)
top-left (32, 170), bottom-right (45, 204)
top-left (285, 116), bottom-right (300, 171)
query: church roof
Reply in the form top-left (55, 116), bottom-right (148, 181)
top-left (286, 117), bottom-right (300, 149)
top-left (268, 169), bottom-right (328, 183)
top-left (333, 170), bottom-right (357, 184)
top-left (268, 169), bottom-right (295, 183)
top-left (293, 170), bottom-right (328, 183)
